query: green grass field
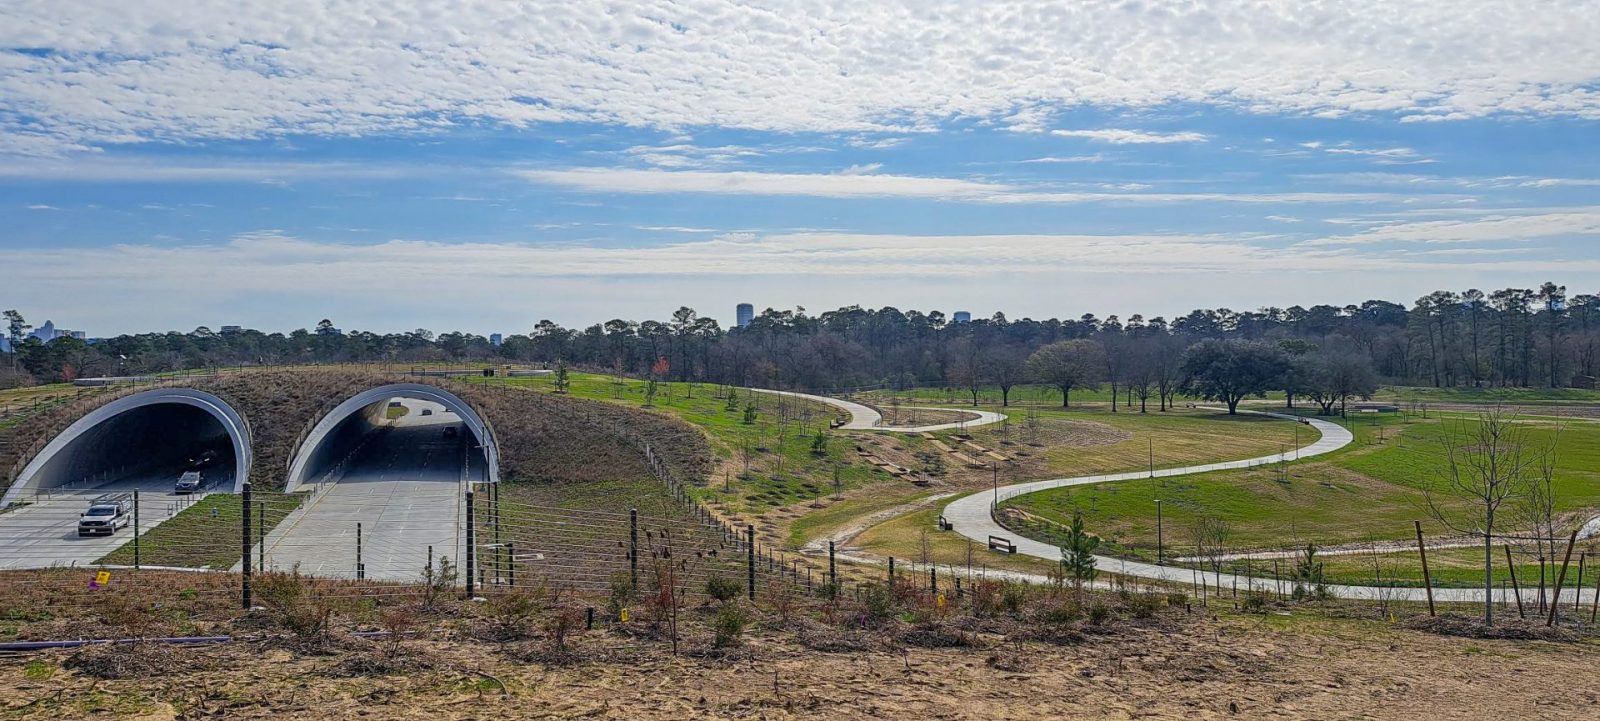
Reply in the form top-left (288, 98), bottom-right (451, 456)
top-left (1000, 409), bottom-right (1600, 587)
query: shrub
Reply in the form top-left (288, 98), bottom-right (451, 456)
top-left (607, 573), bottom-right (636, 620)
top-left (1124, 591), bottom-right (1162, 619)
top-left (254, 569), bottom-right (337, 647)
top-left (1039, 599), bottom-right (1081, 625)
top-left (1000, 583), bottom-right (1028, 615)
top-left (969, 579), bottom-right (1003, 618)
top-left (713, 602), bottom-right (750, 648)
top-left (704, 574), bottom-right (742, 603)
top-left (858, 583), bottom-right (896, 624)
top-left (480, 588), bottom-right (544, 642)
top-left (1241, 590), bottom-right (1272, 614)
top-left (1087, 602), bottom-right (1113, 626)
top-left (1166, 592), bottom-right (1189, 609)
top-left (420, 555), bottom-right (458, 611)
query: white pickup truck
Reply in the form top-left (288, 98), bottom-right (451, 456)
top-left (78, 493), bottom-right (133, 537)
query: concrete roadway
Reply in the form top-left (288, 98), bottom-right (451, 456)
top-left (258, 398), bottom-right (468, 581)
top-left (0, 469), bottom-right (222, 570)
top-left (749, 388), bottom-right (1007, 432)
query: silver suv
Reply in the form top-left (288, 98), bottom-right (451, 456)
top-left (175, 471), bottom-right (204, 494)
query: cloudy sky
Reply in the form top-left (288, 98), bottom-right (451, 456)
top-left (4, 1), bottom-right (1599, 336)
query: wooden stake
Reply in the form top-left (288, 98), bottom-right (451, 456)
top-left (1414, 521), bottom-right (1435, 617)
top-left (1505, 545), bottom-right (1525, 620)
top-left (1547, 529), bottom-right (1579, 628)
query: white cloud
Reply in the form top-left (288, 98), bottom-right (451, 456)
top-left (1302, 209), bottom-right (1600, 246)
top-left (516, 167), bottom-right (1426, 204)
top-left (0, 156), bottom-right (425, 182)
top-left (26, 204), bottom-right (59, 210)
top-left (1050, 129), bottom-right (1209, 144)
top-left (3, 1), bottom-right (1598, 154)
top-left (1017, 155), bottom-right (1108, 164)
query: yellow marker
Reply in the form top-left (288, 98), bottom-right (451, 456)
top-left (936, 593), bottom-right (946, 609)
top-left (94, 570), bottom-right (111, 587)
top-left (619, 608), bottom-right (630, 623)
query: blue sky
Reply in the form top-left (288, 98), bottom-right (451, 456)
top-left (3, 1), bottom-right (1598, 336)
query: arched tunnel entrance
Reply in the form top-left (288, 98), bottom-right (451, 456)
top-left (0, 388), bottom-right (251, 569)
top-left (265, 383), bottom-right (497, 580)
top-left (2, 388), bottom-right (251, 507)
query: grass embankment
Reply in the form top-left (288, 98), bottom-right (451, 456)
top-left (97, 491), bottom-right (303, 569)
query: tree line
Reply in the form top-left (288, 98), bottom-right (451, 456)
top-left (3, 282), bottom-right (1594, 397)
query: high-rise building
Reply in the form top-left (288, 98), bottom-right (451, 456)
top-left (952, 311), bottom-right (971, 324)
top-left (736, 303), bottom-right (754, 328)
top-left (490, 333), bottom-right (503, 347)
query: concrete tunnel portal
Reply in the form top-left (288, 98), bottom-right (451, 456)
top-left (284, 383), bottom-right (497, 494)
top-left (1, 388), bottom-right (252, 508)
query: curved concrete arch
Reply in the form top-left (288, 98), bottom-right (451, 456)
top-left (284, 382), bottom-right (499, 493)
top-left (1, 388), bottom-right (253, 507)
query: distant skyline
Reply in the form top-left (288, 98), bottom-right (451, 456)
top-left (4, 1), bottom-right (1598, 335)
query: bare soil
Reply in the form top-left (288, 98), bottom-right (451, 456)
top-left (3, 613), bottom-right (1597, 720)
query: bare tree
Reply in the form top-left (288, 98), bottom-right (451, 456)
top-left (1425, 407), bottom-right (1541, 626)
top-left (1191, 516), bottom-right (1232, 587)
top-left (986, 344), bottom-right (1028, 407)
top-left (1026, 339), bottom-right (1104, 408)
top-left (1511, 430), bottom-right (1564, 606)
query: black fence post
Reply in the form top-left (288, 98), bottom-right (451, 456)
top-left (241, 481), bottom-right (253, 609)
top-left (465, 489), bottom-right (476, 598)
top-left (930, 565), bottom-right (937, 594)
top-left (888, 556), bottom-right (895, 583)
top-left (356, 522), bottom-right (364, 580)
top-left (746, 525), bottom-right (756, 601)
top-left (131, 489), bottom-right (141, 570)
top-left (508, 541), bottom-right (516, 588)
top-left (630, 508), bottom-right (640, 588)
top-left (828, 540), bottom-right (837, 592)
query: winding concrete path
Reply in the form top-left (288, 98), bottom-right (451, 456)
top-left (767, 388), bottom-right (1595, 606)
top-left (942, 411), bottom-right (1595, 605)
top-left (749, 388), bottom-right (1006, 432)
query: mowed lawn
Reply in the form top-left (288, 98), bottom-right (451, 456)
top-left (1003, 411), bottom-right (1600, 567)
top-left (945, 406), bottom-right (1311, 479)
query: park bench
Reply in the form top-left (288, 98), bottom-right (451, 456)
top-left (988, 535), bottom-right (1016, 554)
top-left (937, 515), bottom-right (953, 531)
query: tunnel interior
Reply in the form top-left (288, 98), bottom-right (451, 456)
top-left (296, 397), bottom-right (489, 488)
top-left (26, 403), bottom-right (238, 493)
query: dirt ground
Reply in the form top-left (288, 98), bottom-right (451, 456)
top-left (3, 613), bottom-right (1597, 720)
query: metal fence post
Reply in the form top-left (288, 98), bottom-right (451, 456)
top-left (465, 489), bottom-right (476, 597)
top-left (507, 541), bottom-right (515, 587)
top-left (746, 525), bottom-right (756, 601)
top-left (630, 508), bottom-right (640, 588)
top-left (888, 556), bottom-right (895, 583)
top-left (356, 522), bottom-right (364, 580)
top-left (132, 489), bottom-right (141, 570)
top-left (828, 540), bottom-right (837, 591)
top-left (241, 481), bottom-right (253, 609)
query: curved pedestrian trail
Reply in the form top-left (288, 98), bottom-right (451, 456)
top-left (764, 390), bottom-right (1593, 606)
top-left (943, 411), bottom-right (1594, 605)
top-left (749, 388), bottom-right (1006, 432)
